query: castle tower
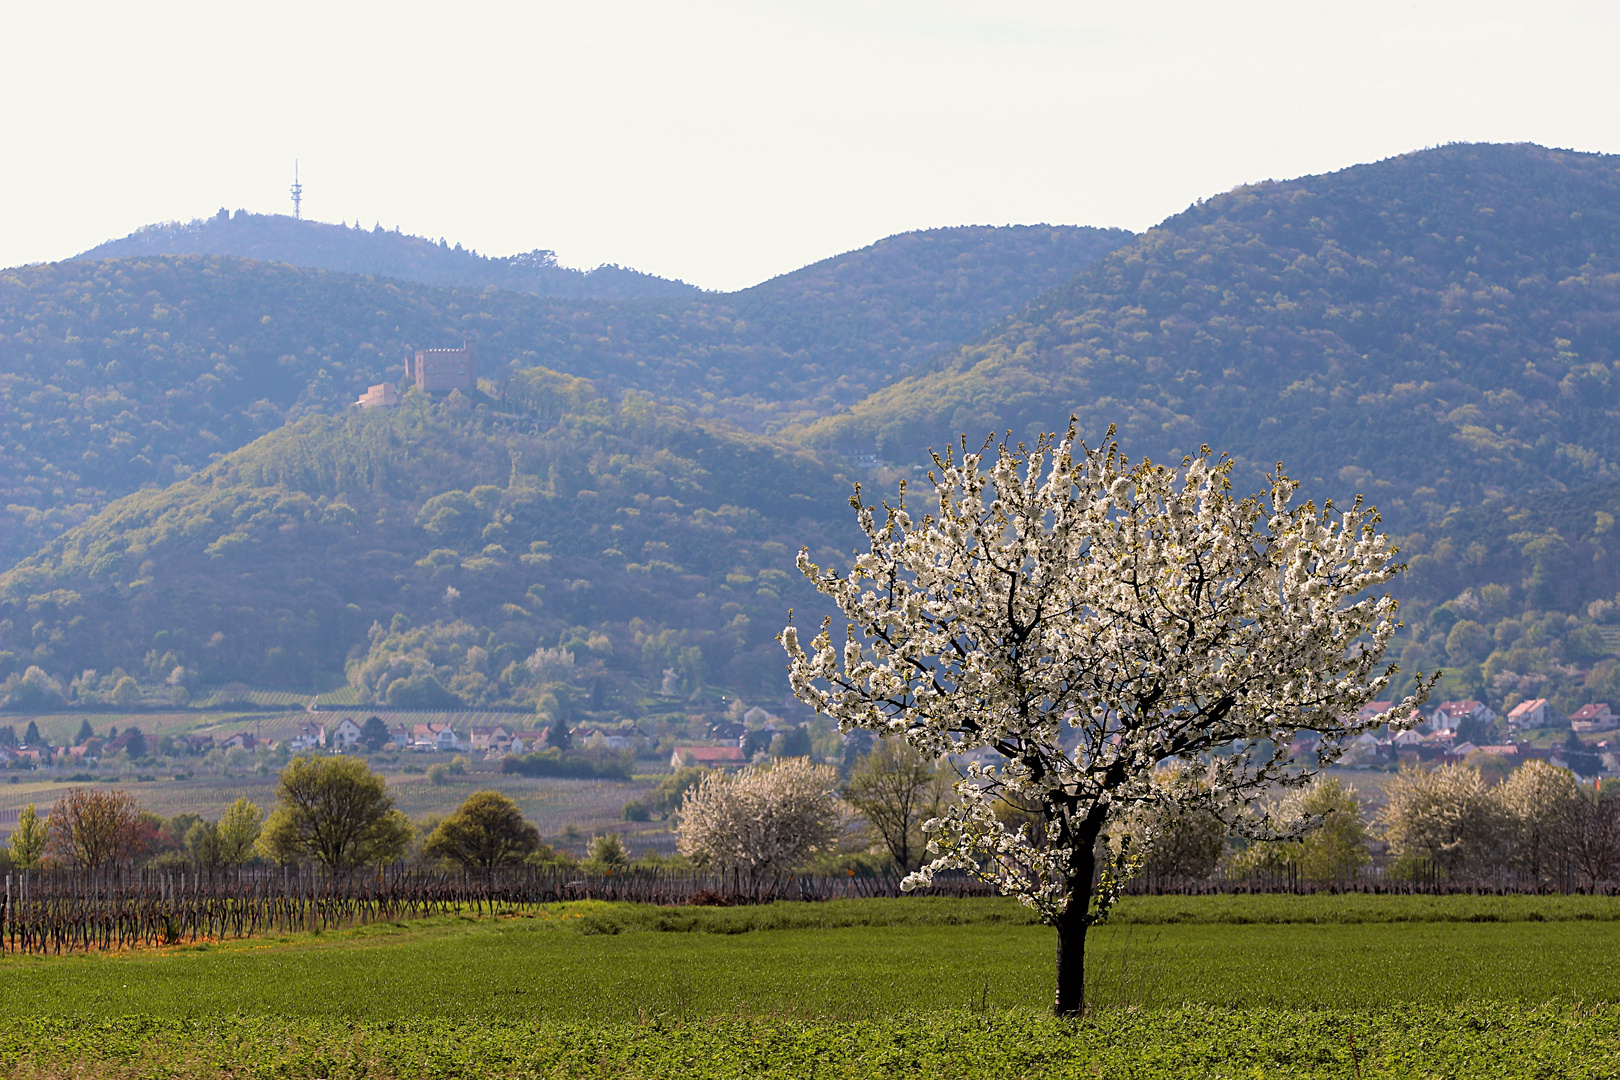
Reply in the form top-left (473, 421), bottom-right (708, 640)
top-left (405, 342), bottom-right (477, 392)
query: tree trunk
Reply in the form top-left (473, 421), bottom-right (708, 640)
top-left (1049, 819), bottom-right (1101, 1023)
top-left (1054, 834), bottom-right (1098, 1016)
top-left (1053, 896), bottom-right (1089, 1016)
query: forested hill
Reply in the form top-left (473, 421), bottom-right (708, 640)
top-left (0, 376), bottom-right (857, 712)
top-left (810, 143), bottom-right (1620, 529)
top-left (77, 211), bottom-right (700, 300)
top-left (729, 225), bottom-right (1133, 387)
top-left (1379, 478), bottom-right (1620, 727)
top-left (0, 225), bottom-right (1128, 562)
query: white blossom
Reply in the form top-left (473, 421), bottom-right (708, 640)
top-left (675, 757), bottom-right (842, 894)
top-left (783, 427), bottom-right (1434, 925)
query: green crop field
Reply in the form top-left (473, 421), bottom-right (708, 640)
top-left (1, 896), bottom-right (1618, 1077)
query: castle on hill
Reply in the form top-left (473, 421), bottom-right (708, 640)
top-left (356, 343), bottom-right (477, 408)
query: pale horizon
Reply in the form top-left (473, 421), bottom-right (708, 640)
top-left (7, 1), bottom-right (1620, 291)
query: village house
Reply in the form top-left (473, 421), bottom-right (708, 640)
top-left (221, 732), bottom-right (262, 752)
top-left (411, 722), bottom-right (462, 752)
top-left (63, 741), bottom-right (97, 762)
top-left (330, 717), bottom-right (363, 749)
top-left (389, 723), bottom-right (412, 748)
top-left (671, 745), bottom-right (747, 769)
top-left (1341, 731), bottom-right (1392, 764)
top-left (468, 725), bottom-right (512, 752)
top-left (289, 723), bottom-right (327, 752)
top-left (1428, 700), bottom-right (1495, 733)
top-left (1393, 727), bottom-right (1466, 764)
top-left (503, 730), bottom-right (547, 755)
top-left (573, 725), bottom-right (636, 750)
top-left (1507, 699), bottom-right (1561, 729)
top-left (707, 720), bottom-right (746, 741)
top-left (1570, 703), bottom-right (1618, 733)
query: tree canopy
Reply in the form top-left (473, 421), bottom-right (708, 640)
top-left (785, 431), bottom-right (1431, 1013)
top-left (259, 757), bottom-right (412, 870)
top-left (423, 791), bottom-right (541, 871)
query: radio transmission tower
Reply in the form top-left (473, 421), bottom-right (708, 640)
top-left (290, 160), bottom-right (304, 220)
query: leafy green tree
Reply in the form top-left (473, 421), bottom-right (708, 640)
top-left (111, 676), bottom-right (140, 706)
top-left (185, 820), bottom-right (224, 868)
top-left (584, 832), bottom-right (630, 872)
top-left (4, 668), bottom-right (63, 711)
top-left (8, 803), bottom-right (47, 868)
top-left (22, 721), bottom-right (39, 746)
top-left (423, 791), bottom-right (541, 871)
top-left (385, 673), bottom-right (460, 709)
top-left (258, 757), bottom-right (411, 870)
top-left (1446, 620), bottom-right (1492, 665)
top-left (359, 716), bottom-right (390, 751)
top-left (1229, 777), bottom-right (1371, 882)
top-left (844, 739), bottom-right (945, 871)
top-left (74, 719), bottom-right (94, 744)
top-left (123, 727), bottom-right (147, 760)
top-left (216, 797), bottom-right (265, 865)
top-left (546, 714), bottom-right (573, 752)
top-left (769, 724), bottom-right (814, 759)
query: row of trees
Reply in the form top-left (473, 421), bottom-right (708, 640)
top-left (2, 757), bottom-right (618, 876)
top-left (1379, 761), bottom-right (1620, 885)
top-left (673, 742), bottom-right (1620, 894)
top-left (5, 793), bottom-right (263, 872)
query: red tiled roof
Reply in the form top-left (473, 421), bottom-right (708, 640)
top-left (678, 746), bottom-right (746, 763)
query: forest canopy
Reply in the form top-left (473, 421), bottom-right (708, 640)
top-left (0, 375), bottom-right (856, 713)
top-left (810, 144), bottom-right (1620, 532)
top-left (0, 225), bottom-right (1127, 561)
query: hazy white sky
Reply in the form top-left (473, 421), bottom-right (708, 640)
top-left (6, 1), bottom-right (1618, 290)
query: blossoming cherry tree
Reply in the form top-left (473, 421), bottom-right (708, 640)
top-left (783, 428), bottom-right (1433, 1014)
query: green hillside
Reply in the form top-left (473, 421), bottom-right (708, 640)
top-left (79, 210), bottom-right (700, 299)
top-left (810, 143), bottom-right (1620, 528)
top-left (726, 224), bottom-right (1134, 397)
top-left (0, 226), bottom-right (1127, 562)
top-left (1381, 481), bottom-right (1620, 720)
top-left (0, 374), bottom-right (855, 713)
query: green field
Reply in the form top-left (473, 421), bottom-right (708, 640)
top-left (1, 896), bottom-right (1618, 1076)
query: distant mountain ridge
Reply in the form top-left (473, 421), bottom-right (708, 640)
top-left (1, 225), bottom-right (1130, 562)
top-left (810, 143), bottom-right (1620, 530)
top-left (76, 210), bottom-right (701, 300)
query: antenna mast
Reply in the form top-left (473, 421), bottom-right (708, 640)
top-left (290, 160), bottom-right (303, 220)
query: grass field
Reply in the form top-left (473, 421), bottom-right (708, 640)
top-left (4, 896), bottom-right (1619, 1018)
top-left (2, 896), bottom-right (1618, 1076)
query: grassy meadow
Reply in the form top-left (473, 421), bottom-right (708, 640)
top-left (2, 896), bottom-right (1618, 1077)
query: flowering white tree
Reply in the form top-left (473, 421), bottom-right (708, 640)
top-left (676, 757), bottom-right (842, 894)
top-left (783, 427), bottom-right (1433, 1014)
top-left (1378, 762), bottom-right (1511, 877)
